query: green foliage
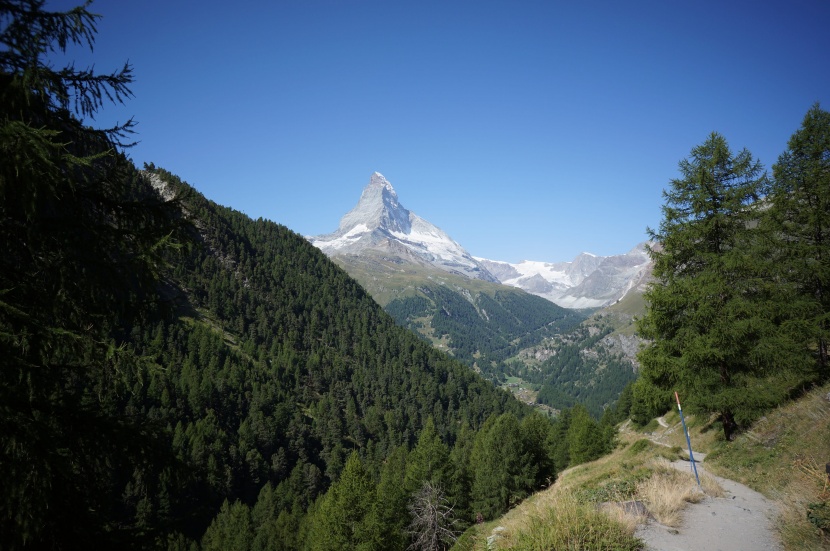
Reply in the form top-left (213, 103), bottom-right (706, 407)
top-left (304, 452), bottom-right (379, 551)
top-left (767, 103), bottom-right (830, 379)
top-left (386, 285), bottom-right (583, 377)
top-left (373, 446), bottom-right (409, 551)
top-left (0, 2), bottom-right (187, 547)
top-left (532, 323), bottom-right (638, 417)
top-left (470, 413), bottom-right (535, 519)
top-left (629, 378), bottom-right (671, 426)
top-left (519, 412), bottom-right (557, 488)
top-left (637, 132), bottom-right (808, 439)
top-left (566, 405), bottom-right (607, 465)
top-left (806, 501), bottom-right (830, 533)
top-left (404, 418), bottom-right (451, 494)
top-left (202, 500), bottom-right (253, 551)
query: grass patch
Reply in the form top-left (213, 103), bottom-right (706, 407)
top-left (706, 382), bottom-right (830, 551)
top-left (501, 493), bottom-right (642, 550)
top-left (635, 459), bottom-right (722, 527)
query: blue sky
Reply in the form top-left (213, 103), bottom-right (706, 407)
top-left (50, 0), bottom-right (830, 263)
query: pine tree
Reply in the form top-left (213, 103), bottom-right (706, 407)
top-left (304, 452), bottom-right (379, 551)
top-left (404, 418), bottom-right (450, 495)
top-left (202, 500), bottom-right (254, 551)
top-left (470, 413), bottom-right (533, 519)
top-left (374, 446), bottom-right (409, 551)
top-left (519, 412), bottom-right (557, 488)
top-left (637, 132), bottom-right (799, 440)
top-left (567, 405), bottom-right (605, 464)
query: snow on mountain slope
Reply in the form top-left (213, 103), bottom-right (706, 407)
top-left (310, 172), bottom-right (652, 309)
top-left (310, 172), bottom-right (498, 282)
top-left (477, 244), bottom-right (652, 308)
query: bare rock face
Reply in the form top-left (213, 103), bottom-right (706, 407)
top-left (310, 173), bottom-right (498, 282)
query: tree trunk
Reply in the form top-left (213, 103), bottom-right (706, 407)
top-left (721, 409), bottom-right (737, 441)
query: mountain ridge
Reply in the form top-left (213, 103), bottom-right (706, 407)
top-left (311, 172), bottom-right (652, 310)
top-left (477, 243), bottom-right (653, 308)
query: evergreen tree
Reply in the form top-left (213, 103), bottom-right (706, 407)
top-left (404, 418), bottom-right (450, 495)
top-left (304, 452), bottom-right (379, 551)
top-left (201, 500), bottom-right (253, 551)
top-left (374, 446), bottom-right (409, 551)
top-left (566, 405), bottom-right (605, 464)
top-left (767, 104), bottom-right (830, 379)
top-left (0, 1), bottom-right (185, 547)
top-left (637, 132), bottom-right (800, 440)
top-left (629, 377), bottom-right (671, 427)
top-left (519, 412), bottom-right (557, 488)
top-left (470, 413), bottom-right (533, 519)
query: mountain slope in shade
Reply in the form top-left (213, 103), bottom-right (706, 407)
top-left (310, 172), bottom-right (498, 282)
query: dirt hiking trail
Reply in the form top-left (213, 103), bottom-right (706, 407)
top-left (635, 454), bottom-right (782, 551)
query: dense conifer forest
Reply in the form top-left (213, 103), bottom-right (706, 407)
top-left (0, 3), bottom-right (616, 548)
top-left (385, 284), bottom-right (584, 376)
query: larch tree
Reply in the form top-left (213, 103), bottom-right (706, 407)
top-left (0, 1), bottom-right (186, 547)
top-left (767, 104), bottom-right (830, 380)
top-left (636, 132), bottom-right (799, 440)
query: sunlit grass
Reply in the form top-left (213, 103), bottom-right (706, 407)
top-left (706, 382), bottom-right (830, 551)
top-left (635, 459), bottom-right (722, 527)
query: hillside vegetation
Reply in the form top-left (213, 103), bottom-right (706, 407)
top-left (0, 5), bottom-right (617, 548)
top-left (336, 252), bottom-right (585, 380)
top-left (461, 383), bottom-right (830, 550)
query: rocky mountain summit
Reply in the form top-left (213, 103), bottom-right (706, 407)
top-left (311, 172), bottom-right (652, 309)
top-left (310, 172), bottom-right (498, 282)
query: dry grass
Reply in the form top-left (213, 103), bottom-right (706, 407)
top-left (498, 493), bottom-right (642, 550)
top-left (635, 459), bottom-right (723, 526)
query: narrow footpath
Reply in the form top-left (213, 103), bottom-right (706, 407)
top-left (635, 455), bottom-right (782, 551)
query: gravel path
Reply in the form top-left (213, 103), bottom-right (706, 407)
top-left (635, 457), bottom-right (781, 551)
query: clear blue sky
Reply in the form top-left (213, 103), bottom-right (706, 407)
top-left (50, 0), bottom-right (830, 263)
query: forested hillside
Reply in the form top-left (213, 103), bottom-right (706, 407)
top-left (520, 322), bottom-right (638, 418)
top-left (0, 4), bottom-right (615, 549)
top-left (385, 283), bottom-right (583, 378)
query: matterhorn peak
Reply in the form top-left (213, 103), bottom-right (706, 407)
top-left (339, 172), bottom-right (410, 234)
top-left (369, 171), bottom-right (391, 188)
top-left (310, 172), bottom-right (499, 283)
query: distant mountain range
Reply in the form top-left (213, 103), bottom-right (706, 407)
top-left (311, 172), bottom-right (652, 309)
top-left (477, 244), bottom-right (653, 308)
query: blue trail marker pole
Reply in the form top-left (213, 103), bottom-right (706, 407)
top-left (675, 391), bottom-right (701, 488)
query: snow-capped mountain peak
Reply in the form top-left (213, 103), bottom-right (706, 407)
top-left (477, 243), bottom-right (652, 308)
top-left (310, 173), bottom-right (498, 282)
top-left (309, 172), bottom-right (652, 308)
top-left (336, 172), bottom-right (411, 234)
